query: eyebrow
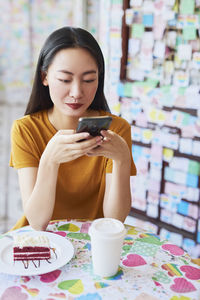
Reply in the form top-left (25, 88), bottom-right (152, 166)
top-left (57, 70), bottom-right (97, 75)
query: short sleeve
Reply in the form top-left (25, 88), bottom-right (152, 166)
top-left (10, 120), bottom-right (40, 169)
top-left (105, 118), bottom-right (137, 176)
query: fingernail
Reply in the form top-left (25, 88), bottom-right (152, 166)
top-left (83, 132), bottom-right (90, 137)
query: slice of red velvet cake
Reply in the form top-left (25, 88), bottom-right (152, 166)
top-left (13, 234), bottom-right (51, 261)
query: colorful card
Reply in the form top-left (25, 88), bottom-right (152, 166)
top-left (180, 0), bottom-right (195, 15)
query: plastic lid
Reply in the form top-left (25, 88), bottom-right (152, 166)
top-left (89, 218), bottom-right (126, 238)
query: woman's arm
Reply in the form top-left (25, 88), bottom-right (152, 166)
top-left (103, 159), bottom-right (131, 222)
top-left (17, 130), bottom-right (103, 231)
top-left (18, 159), bottom-right (59, 231)
top-left (87, 129), bottom-right (132, 222)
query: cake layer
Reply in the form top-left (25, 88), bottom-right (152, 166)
top-left (14, 246), bottom-right (50, 253)
top-left (14, 251), bottom-right (50, 260)
top-left (14, 255), bottom-right (50, 260)
top-left (14, 252), bottom-right (50, 257)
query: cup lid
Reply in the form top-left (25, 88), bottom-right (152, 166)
top-left (89, 218), bottom-right (126, 238)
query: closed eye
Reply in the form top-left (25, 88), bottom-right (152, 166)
top-left (84, 79), bottom-right (96, 83)
top-left (58, 79), bottom-right (71, 83)
top-left (58, 78), bottom-right (97, 84)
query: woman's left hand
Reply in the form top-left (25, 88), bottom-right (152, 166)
top-left (86, 130), bottom-right (131, 163)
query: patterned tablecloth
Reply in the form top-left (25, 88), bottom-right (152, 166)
top-left (0, 219), bottom-right (200, 300)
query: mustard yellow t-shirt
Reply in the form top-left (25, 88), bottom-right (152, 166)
top-left (10, 110), bottom-right (136, 228)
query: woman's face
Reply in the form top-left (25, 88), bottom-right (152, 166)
top-left (42, 47), bottom-right (99, 117)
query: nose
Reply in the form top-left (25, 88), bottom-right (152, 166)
top-left (69, 80), bottom-right (83, 99)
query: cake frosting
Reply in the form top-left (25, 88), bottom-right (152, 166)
top-left (14, 234), bottom-right (50, 248)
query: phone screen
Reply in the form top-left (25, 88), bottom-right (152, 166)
top-left (76, 116), bottom-right (112, 137)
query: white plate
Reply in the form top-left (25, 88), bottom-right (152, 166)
top-left (0, 231), bottom-right (74, 276)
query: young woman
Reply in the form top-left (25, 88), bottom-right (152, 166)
top-left (10, 27), bottom-right (136, 231)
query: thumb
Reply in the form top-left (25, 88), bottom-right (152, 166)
top-left (100, 129), bottom-right (113, 139)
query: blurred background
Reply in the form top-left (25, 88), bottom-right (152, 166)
top-left (0, 0), bottom-right (199, 258)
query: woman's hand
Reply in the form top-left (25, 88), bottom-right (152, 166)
top-left (88, 130), bottom-right (132, 222)
top-left (86, 130), bottom-right (131, 164)
top-left (41, 130), bottom-right (103, 165)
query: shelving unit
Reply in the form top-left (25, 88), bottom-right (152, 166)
top-left (119, 0), bottom-right (200, 258)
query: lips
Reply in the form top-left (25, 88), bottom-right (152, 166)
top-left (66, 103), bottom-right (83, 109)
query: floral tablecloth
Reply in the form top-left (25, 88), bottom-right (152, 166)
top-left (0, 219), bottom-right (200, 300)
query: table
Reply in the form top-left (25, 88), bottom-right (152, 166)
top-left (0, 219), bottom-right (200, 300)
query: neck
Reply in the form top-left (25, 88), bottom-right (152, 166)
top-left (48, 108), bottom-right (79, 131)
top-left (47, 107), bottom-right (100, 131)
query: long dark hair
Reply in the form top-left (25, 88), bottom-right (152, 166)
top-left (25, 27), bottom-right (110, 115)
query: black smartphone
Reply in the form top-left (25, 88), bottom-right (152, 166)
top-left (76, 116), bottom-right (112, 137)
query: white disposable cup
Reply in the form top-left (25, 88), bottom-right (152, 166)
top-left (89, 218), bottom-right (126, 277)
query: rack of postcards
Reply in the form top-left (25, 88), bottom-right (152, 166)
top-left (118, 0), bottom-right (200, 258)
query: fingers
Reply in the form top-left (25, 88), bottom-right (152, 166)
top-left (59, 136), bottom-right (102, 157)
top-left (75, 136), bottom-right (103, 151)
top-left (51, 130), bottom-right (103, 156)
top-left (56, 131), bottom-right (91, 143)
top-left (86, 130), bottom-right (125, 158)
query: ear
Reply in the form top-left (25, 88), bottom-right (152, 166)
top-left (41, 71), bottom-right (48, 86)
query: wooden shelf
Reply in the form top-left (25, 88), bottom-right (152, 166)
top-left (120, 0), bottom-right (200, 251)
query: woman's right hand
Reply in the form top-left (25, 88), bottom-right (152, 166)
top-left (41, 130), bottom-right (103, 165)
